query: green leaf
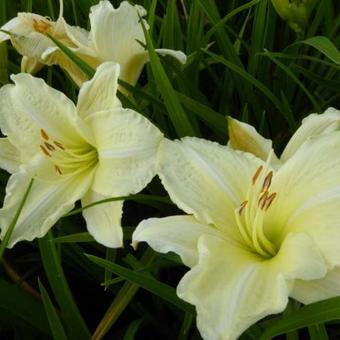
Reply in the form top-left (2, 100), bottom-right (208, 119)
top-left (260, 297), bottom-right (340, 339)
top-left (86, 254), bottom-right (195, 315)
top-left (140, 14), bottom-right (196, 137)
top-left (53, 232), bottom-right (95, 244)
top-left (0, 279), bottom-right (50, 335)
top-left (0, 179), bottom-right (33, 261)
top-left (123, 319), bottom-right (143, 340)
top-left (39, 231), bottom-right (90, 339)
top-left (38, 279), bottom-right (68, 340)
top-left (297, 36), bottom-right (340, 65)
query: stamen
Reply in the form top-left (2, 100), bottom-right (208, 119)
top-left (261, 171), bottom-right (273, 193)
top-left (33, 19), bottom-right (52, 34)
top-left (40, 129), bottom-right (49, 140)
top-left (258, 191), bottom-right (268, 209)
top-left (53, 141), bottom-right (65, 150)
top-left (55, 165), bottom-right (63, 175)
top-left (40, 145), bottom-right (51, 157)
top-left (264, 192), bottom-right (277, 211)
top-left (252, 165), bottom-right (263, 185)
top-left (44, 142), bottom-right (55, 151)
top-left (239, 200), bottom-right (248, 215)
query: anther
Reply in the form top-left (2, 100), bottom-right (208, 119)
top-left (44, 142), bottom-right (55, 151)
top-left (239, 200), bottom-right (248, 215)
top-left (258, 191), bottom-right (269, 209)
top-left (261, 171), bottom-right (273, 193)
top-left (40, 145), bottom-right (51, 157)
top-left (53, 141), bottom-right (65, 150)
top-left (264, 192), bottom-right (277, 211)
top-left (252, 165), bottom-right (263, 185)
top-left (55, 165), bottom-right (63, 175)
top-left (40, 129), bottom-right (49, 141)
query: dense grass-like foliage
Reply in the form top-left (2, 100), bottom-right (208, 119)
top-left (0, 0), bottom-right (339, 339)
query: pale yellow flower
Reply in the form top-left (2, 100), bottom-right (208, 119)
top-left (0, 0), bottom-right (186, 86)
top-left (0, 62), bottom-right (163, 248)
top-left (228, 107), bottom-right (340, 167)
top-left (133, 133), bottom-right (340, 339)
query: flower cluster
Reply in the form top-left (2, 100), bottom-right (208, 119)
top-left (0, 1), bottom-right (340, 340)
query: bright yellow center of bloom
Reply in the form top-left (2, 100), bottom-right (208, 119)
top-left (39, 129), bottom-right (98, 176)
top-left (234, 162), bottom-right (278, 258)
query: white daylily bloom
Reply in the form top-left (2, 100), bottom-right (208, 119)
top-left (133, 136), bottom-right (340, 340)
top-left (0, 0), bottom-right (186, 86)
top-left (228, 107), bottom-right (340, 167)
top-left (0, 62), bottom-right (163, 248)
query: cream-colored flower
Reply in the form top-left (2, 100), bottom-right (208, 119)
top-left (228, 107), bottom-right (340, 167)
top-left (0, 0), bottom-right (186, 86)
top-left (0, 62), bottom-right (163, 248)
top-left (133, 135), bottom-right (340, 339)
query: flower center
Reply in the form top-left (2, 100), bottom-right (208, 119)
top-left (234, 162), bottom-right (278, 258)
top-left (32, 19), bottom-right (53, 34)
top-left (39, 129), bottom-right (97, 176)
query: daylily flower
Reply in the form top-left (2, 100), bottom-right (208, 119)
top-left (133, 135), bottom-right (340, 340)
top-left (228, 107), bottom-right (340, 167)
top-left (0, 62), bottom-right (163, 248)
top-left (0, 0), bottom-right (186, 86)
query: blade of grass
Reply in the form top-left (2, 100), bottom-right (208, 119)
top-left (140, 13), bottom-right (196, 137)
top-left (259, 296), bottom-right (340, 339)
top-left (38, 279), bottom-right (68, 340)
top-left (86, 254), bottom-right (195, 315)
top-left (39, 231), bottom-right (90, 339)
top-left (0, 179), bottom-right (33, 261)
top-left (91, 249), bottom-right (156, 339)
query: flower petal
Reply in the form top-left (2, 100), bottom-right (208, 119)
top-left (0, 138), bottom-right (21, 174)
top-left (82, 190), bottom-right (123, 248)
top-left (132, 215), bottom-right (221, 267)
top-left (77, 62), bottom-right (121, 120)
top-left (228, 116), bottom-right (281, 167)
top-left (177, 233), bottom-right (326, 340)
top-left (291, 266), bottom-right (340, 304)
top-left (8, 73), bottom-right (90, 146)
top-left (0, 165), bottom-right (94, 248)
top-left (267, 132), bottom-right (340, 267)
top-left (281, 108), bottom-right (340, 162)
top-left (155, 49), bottom-right (187, 64)
top-left (157, 137), bottom-right (264, 236)
top-left (88, 0), bottom-right (148, 85)
top-left (87, 108), bottom-right (163, 196)
top-left (89, 0), bottom-right (147, 62)
top-left (21, 56), bottom-right (44, 74)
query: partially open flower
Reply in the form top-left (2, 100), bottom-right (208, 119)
top-left (271, 0), bottom-right (317, 33)
top-left (133, 133), bottom-right (340, 339)
top-left (0, 62), bottom-right (163, 248)
top-left (0, 0), bottom-right (186, 86)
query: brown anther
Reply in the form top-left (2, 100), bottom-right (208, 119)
top-left (264, 193), bottom-right (277, 211)
top-left (53, 141), bottom-right (65, 150)
top-left (40, 145), bottom-right (51, 157)
top-left (44, 142), bottom-right (55, 151)
top-left (258, 191), bottom-right (269, 209)
top-left (40, 129), bottom-right (49, 141)
top-left (252, 165), bottom-right (263, 185)
top-left (261, 171), bottom-right (273, 193)
top-left (33, 19), bottom-right (52, 34)
top-left (238, 200), bottom-right (248, 215)
top-left (55, 165), bottom-right (63, 175)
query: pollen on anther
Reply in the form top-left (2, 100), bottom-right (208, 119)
top-left (252, 165), bottom-right (263, 185)
top-left (261, 171), bottom-right (273, 193)
top-left (40, 145), bottom-right (51, 157)
top-left (239, 200), bottom-right (248, 215)
top-left (258, 191), bottom-right (269, 209)
top-left (53, 141), bottom-right (65, 150)
top-left (55, 165), bottom-right (63, 175)
top-left (264, 192), bottom-right (277, 211)
top-left (40, 129), bottom-right (49, 140)
top-left (44, 142), bottom-right (55, 151)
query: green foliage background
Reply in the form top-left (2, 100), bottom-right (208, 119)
top-left (0, 0), bottom-right (339, 339)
